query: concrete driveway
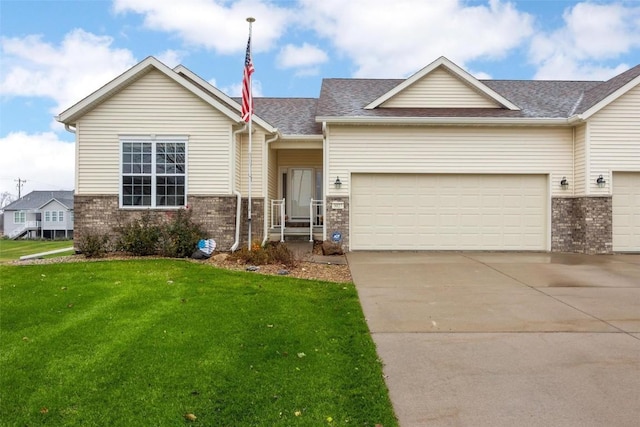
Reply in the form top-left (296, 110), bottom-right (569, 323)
top-left (347, 252), bottom-right (640, 427)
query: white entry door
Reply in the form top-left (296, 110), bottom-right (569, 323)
top-left (289, 168), bottom-right (314, 220)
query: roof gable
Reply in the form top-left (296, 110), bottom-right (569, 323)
top-left (173, 64), bottom-right (276, 133)
top-left (56, 57), bottom-right (276, 133)
top-left (3, 191), bottom-right (74, 211)
top-left (365, 56), bottom-right (520, 111)
top-left (575, 63), bottom-right (640, 119)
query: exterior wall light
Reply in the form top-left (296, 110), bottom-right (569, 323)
top-left (334, 176), bottom-right (342, 189)
top-left (596, 174), bottom-right (606, 188)
top-left (560, 177), bottom-right (569, 190)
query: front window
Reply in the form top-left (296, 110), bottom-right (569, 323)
top-left (14, 211), bottom-right (25, 224)
top-left (59, 211), bottom-right (64, 222)
top-left (45, 211), bottom-right (51, 222)
top-left (121, 137), bottom-right (187, 207)
top-left (51, 211), bottom-right (58, 222)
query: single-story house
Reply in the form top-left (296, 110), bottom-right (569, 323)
top-left (56, 56), bottom-right (639, 254)
top-left (3, 190), bottom-right (74, 239)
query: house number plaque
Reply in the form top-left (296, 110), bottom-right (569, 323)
top-left (331, 201), bottom-right (344, 210)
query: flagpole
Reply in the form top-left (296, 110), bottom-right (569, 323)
top-left (246, 17), bottom-right (255, 251)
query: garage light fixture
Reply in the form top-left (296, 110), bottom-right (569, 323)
top-left (560, 177), bottom-right (569, 190)
top-left (596, 175), bottom-right (606, 188)
top-left (334, 176), bottom-right (342, 189)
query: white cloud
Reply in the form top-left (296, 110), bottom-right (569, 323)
top-left (277, 43), bottom-right (328, 72)
top-left (113, 0), bottom-right (291, 54)
top-left (223, 78), bottom-right (263, 98)
top-left (0, 29), bottom-right (137, 113)
top-left (298, 0), bottom-right (534, 78)
top-left (0, 132), bottom-right (75, 197)
top-left (156, 49), bottom-right (185, 68)
top-left (530, 2), bottom-right (640, 79)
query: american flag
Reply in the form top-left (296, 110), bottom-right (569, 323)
top-left (241, 35), bottom-right (254, 122)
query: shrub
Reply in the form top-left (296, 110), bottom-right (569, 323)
top-left (158, 208), bottom-right (206, 258)
top-left (77, 232), bottom-right (111, 258)
top-left (266, 242), bottom-right (296, 267)
top-left (115, 211), bottom-right (161, 256)
top-left (229, 241), bottom-right (296, 267)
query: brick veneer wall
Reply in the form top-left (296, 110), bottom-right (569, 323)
top-left (551, 198), bottom-right (574, 252)
top-left (325, 196), bottom-right (350, 250)
top-left (551, 196), bottom-right (612, 254)
top-left (74, 195), bottom-right (263, 251)
top-left (572, 196), bottom-right (612, 254)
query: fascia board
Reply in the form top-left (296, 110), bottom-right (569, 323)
top-left (364, 56), bottom-right (520, 111)
top-left (316, 116), bottom-right (570, 126)
top-left (279, 134), bottom-right (323, 140)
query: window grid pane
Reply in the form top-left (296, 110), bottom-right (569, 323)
top-left (121, 140), bottom-right (185, 207)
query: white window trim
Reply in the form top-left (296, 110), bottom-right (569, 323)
top-left (14, 211), bottom-right (26, 224)
top-left (119, 135), bottom-right (189, 209)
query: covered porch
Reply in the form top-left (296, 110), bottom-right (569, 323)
top-left (266, 143), bottom-right (325, 242)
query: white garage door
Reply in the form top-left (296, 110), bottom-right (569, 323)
top-left (613, 172), bottom-right (640, 252)
top-left (351, 174), bottom-right (547, 250)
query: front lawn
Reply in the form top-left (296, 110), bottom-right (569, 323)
top-left (0, 240), bottom-right (74, 263)
top-left (0, 259), bottom-right (397, 426)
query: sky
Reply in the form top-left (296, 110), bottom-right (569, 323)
top-left (1, 0), bottom-right (640, 202)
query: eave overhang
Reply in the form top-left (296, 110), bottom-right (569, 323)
top-left (316, 116), bottom-right (574, 126)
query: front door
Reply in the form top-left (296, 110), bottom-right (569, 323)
top-left (289, 168), bottom-right (314, 221)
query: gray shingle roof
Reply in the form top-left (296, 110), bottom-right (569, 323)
top-left (252, 98), bottom-right (322, 135)
top-left (3, 191), bottom-right (74, 211)
top-left (315, 78), bottom-right (608, 119)
top-left (189, 62), bottom-right (639, 134)
top-left (574, 63), bottom-right (640, 114)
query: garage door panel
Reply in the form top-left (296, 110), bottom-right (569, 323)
top-left (613, 172), bottom-right (640, 252)
top-left (351, 174), bottom-right (547, 250)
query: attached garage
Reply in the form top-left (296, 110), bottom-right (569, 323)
top-left (351, 174), bottom-right (548, 251)
top-left (613, 172), bottom-right (640, 252)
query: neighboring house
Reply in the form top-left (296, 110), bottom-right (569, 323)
top-left (56, 56), bottom-right (640, 254)
top-left (3, 191), bottom-right (74, 240)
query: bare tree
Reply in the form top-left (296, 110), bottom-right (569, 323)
top-left (0, 191), bottom-right (16, 210)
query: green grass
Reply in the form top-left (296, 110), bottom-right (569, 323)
top-left (0, 240), bottom-right (74, 262)
top-left (0, 259), bottom-right (397, 426)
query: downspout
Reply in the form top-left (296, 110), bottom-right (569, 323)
top-left (261, 131), bottom-right (280, 246)
top-left (231, 123), bottom-right (247, 252)
top-left (322, 122), bottom-right (328, 242)
top-left (64, 124), bottom-right (76, 134)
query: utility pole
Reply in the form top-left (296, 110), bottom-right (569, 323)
top-left (15, 178), bottom-right (26, 199)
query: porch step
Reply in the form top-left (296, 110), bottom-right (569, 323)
top-left (269, 227), bottom-right (323, 242)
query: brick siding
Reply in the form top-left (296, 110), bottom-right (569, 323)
top-left (325, 196), bottom-right (350, 251)
top-left (551, 196), bottom-right (612, 254)
top-left (74, 195), bottom-right (263, 251)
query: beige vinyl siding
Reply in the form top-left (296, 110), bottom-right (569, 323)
top-left (238, 132), bottom-right (265, 196)
top-left (573, 124), bottom-right (586, 195)
top-left (588, 85), bottom-right (640, 194)
top-left (381, 67), bottom-right (500, 108)
top-left (327, 125), bottom-right (572, 196)
top-left (77, 69), bottom-right (233, 195)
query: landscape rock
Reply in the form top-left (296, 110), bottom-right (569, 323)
top-left (213, 253), bottom-right (229, 262)
top-left (322, 240), bottom-right (344, 256)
